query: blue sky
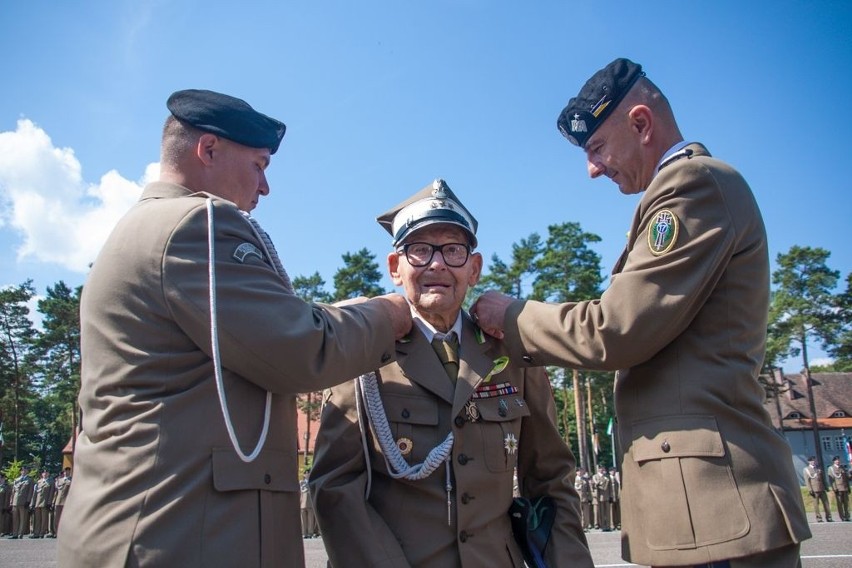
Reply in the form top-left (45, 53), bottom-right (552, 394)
top-left (1, 1), bottom-right (850, 371)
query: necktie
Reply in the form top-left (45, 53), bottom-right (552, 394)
top-left (431, 334), bottom-right (459, 382)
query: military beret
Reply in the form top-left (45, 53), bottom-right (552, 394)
top-left (167, 89), bottom-right (286, 154)
top-left (377, 179), bottom-right (478, 248)
top-left (556, 58), bottom-right (644, 148)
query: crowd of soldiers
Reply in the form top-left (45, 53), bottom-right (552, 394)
top-left (0, 465), bottom-right (72, 539)
top-left (574, 464), bottom-right (620, 532)
top-left (803, 455), bottom-right (851, 523)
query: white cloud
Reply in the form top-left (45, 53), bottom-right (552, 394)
top-left (0, 119), bottom-right (157, 273)
top-left (808, 357), bottom-right (834, 369)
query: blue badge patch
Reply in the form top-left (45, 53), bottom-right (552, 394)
top-left (233, 242), bottom-right (264, 263)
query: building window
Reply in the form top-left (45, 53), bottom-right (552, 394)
top-left (831, 411), bottom-right (846, 418)
top-left (822, 436), bottom-right (833, 452)
top-left (787, 412), bottom-right (802, 419)
top-left (836, 437), bottom-right (847, 452)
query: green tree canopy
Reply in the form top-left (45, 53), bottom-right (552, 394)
top-left (0, 281), bottom-right (38, 463)
top-left (768, 246), bottom-right (841, 368)
top-left (827, 272), bottom-right (852, 371)
top-left (292, 272), bottom-right (333, 304)
top-left (333, 248), bottom-right (386, 300)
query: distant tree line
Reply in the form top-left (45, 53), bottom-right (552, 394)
top-left (2, 225), bottom-right (850, 474)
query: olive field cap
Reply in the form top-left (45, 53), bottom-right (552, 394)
top-left (556, 58), bottom-right (644, 148)
top-left (167, 89), bottom-right (287, 154)
top-left (377, 179), bottom-right (478, 248)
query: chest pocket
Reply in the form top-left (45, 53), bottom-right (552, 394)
top-left (380, 393), bottom-right (439, 464)
top-left (475, 396), bottom-right (530, 473)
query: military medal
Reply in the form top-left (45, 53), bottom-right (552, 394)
top-left (464, 401), bottom-right (480, 422)
top-left (504, 433), bottom-right (518, 455)
top-left (498, 398), bottom-right (508, 417)
top-left (396, 437), bottom-right (413, 456)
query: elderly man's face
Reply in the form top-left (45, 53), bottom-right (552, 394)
top-left (388, 225), bottom-right (481, 332)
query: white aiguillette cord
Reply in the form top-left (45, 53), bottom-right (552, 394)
top-left (357, 370), bottom-right (455, 523)
top-left (206, 198), bottom-right (293, 463)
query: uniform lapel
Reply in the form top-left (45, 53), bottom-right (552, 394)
top-left (393, 331), bottom-right (455, 405)
top-left (452, 317), bottom-right (495, 418)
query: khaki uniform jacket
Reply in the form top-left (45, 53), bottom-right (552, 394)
top-left (310, 318), bottom-right (592, 568)
top-left (500, 144), bottom-right (810, 565)
top-left (828, 465), bottom-right (849, 492)
top-left (592, 473), bottom-right (610, 502)
top-left (31, 478), bottom-right (54, 508)
top-left (53, 476), bottom-right (71, 507)
top-left (11, 476), bottom-right (33, 508)
top-left (58, 182), bottom-right (397, 568)
top-left (804, 465), bottom-right (827, 493)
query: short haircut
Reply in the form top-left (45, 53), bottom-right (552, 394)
top-left (160, 115), bottom-right (204, 169)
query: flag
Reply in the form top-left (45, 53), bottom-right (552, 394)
top-left (844, 434), bottom-right (852, 466)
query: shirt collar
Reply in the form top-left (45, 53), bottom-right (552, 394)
top-left (412, 307), bottom-right (463, 345)
top-left (655, 140), bottom-right (692, 175)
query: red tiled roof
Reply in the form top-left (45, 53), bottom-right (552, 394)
top-left (763, 371), bottom-right (852, 430)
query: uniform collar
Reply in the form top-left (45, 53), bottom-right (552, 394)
top-left (655, 140), bottom-right (692, 175)
top-left (411, 309), bottom-right (463, 345)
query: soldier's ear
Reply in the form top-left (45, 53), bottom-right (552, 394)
top-left (627, 105), bottom-right (653, 145)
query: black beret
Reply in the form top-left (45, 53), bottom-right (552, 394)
top-left (167, 89), bottom-right (286, 154)
top-left (377, 179), bottom-right (478, 248)
top-left (556, 58), bottom-right (644, 148)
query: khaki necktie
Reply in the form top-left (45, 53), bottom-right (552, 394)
top-left (431, 334), bottom-right (459, 382)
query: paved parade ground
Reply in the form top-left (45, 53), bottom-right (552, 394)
top-left (3, 516), bottom-right (850, 567)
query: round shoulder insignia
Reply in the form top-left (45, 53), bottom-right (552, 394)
top-left (646, 209), bottom-right (679, 256)
top-left (396, 437), bottom-right (413, 456)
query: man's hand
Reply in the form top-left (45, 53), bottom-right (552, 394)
top-left (469, 290), bottom-right (514, 339)
top-left (371, 293), bottom-right (413, 340)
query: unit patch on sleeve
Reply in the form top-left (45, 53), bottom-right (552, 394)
top-left (646, 209), bottom-right (679, 256)
top-left (233, 242), bottom-right (264, 263)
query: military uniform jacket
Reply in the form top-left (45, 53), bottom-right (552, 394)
top-left (11, 476), bottom-right (33, 507)
top-left (53, 476), bottom-right (71, 507)
top-left (500, 144), bottom-right (810, 565)
top-left (828, 465), bottom-right (849, 492)
top-left (58, 182), bottom-right (397, 568)
top-left (310, 317), bottom-right (592, 568)
top-left (803, 465), bottom-right (826, 493)
top-left (592, 473), bottom-right (610, 501)
top-left (31, 478), bottom-right (54, 508)
top-left (0, 481), bottom-right (11, 510)
top-left (575, 475), bottom-right (592, 503)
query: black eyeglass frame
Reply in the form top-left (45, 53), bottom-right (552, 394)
top-left (397, 242), bottom-right (472, 268)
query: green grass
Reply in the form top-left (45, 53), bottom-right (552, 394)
top-left (800, 486), bottom-right (842, 514)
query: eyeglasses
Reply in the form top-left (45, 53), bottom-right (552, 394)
top-left (397, 242), bottom-right (471, 267)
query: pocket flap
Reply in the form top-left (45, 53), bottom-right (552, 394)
top-left (382, 393), bottom-right (439, 426)
top-left (476, 397), bottom-right (531, 422)
top-left (632, 415), bottom-right (725, 463)
top-left (212, 447), bottom-right (299, 492)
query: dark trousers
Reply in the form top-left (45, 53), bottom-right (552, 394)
top-left (834, 490), bottom-right (849, 520)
